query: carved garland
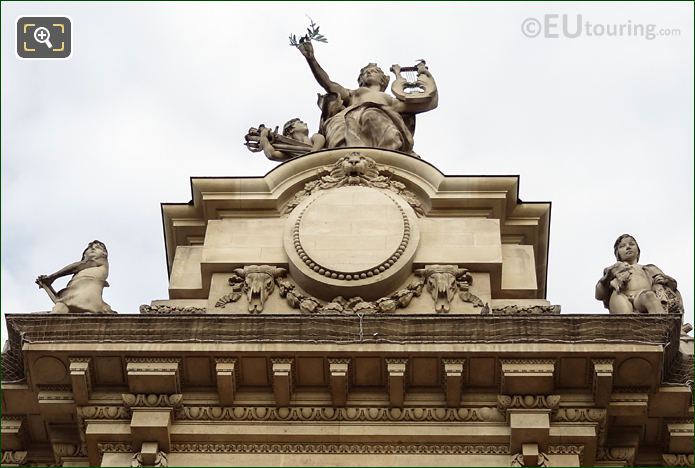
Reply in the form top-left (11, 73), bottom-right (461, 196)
top-left (139, 305), bottom-right (206, 314)
top-left (175, 405), bottom-right (505, 423)
top-left (487, 305), bottom-right (561, 315)
top-left (276, 276), bottom-right (425, 314)
top-left (292, 193), bottom-right (411, 281)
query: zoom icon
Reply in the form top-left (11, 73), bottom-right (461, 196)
top-left (17, 17), bottom-right (71, 59)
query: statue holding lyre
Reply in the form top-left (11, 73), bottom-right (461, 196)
top-left (245, 119), bottom-right (325, 162)
top-left (297, 40), bottom-right (438, 155)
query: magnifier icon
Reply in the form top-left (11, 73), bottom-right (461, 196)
top-left (33, 27), bottom-right (53, 49)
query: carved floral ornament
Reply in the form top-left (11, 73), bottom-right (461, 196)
top-left (283, 152), bottom-right (425, 216)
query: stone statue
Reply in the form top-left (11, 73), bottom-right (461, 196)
top-left (35, 240), bottom-right (115, 314)
top-left (244, 119), bottom-right (325, 162)
top-left (595, 234), bottom-right (683, 315)
top-left (296, 41), bottom-right (438, 154)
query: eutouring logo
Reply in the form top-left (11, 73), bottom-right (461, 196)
top-left (521, 14), bottom-right (680, 40)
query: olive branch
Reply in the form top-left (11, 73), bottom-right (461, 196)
top-left (289, 16), bottom-right (328, 47)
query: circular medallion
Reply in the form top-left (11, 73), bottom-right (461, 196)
top-left (293, 187), bottom-right (409, 280)
top-left (284, 185), bottom-right (420, 300)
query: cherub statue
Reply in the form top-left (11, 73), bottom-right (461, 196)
top-left (595, 234), bottom-right (683, 314)
top-left (244, 118), bottom-right (325, 162)
top-left (35, 240), bottom-right (115, 314)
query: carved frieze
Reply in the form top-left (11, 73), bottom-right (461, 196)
top-left (122, 393), bottom-right (183, 409)
top-left (553, 408), bottom-right (606, 423)
top-left (497, 395), bottom-right (560, 413)
top-left (170, 443), bottom-right (509, 455)
top-left (97, 443), bottom-right (133, 454)
top-left (0, 450), bottom-right (28, 466)
top-left (663, 453), bottom-right (695, 466)
top-left (174, 405), bottom-right (504, 422)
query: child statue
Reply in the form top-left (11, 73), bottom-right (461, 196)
top-left (595, 234), bottom-right (683, 314)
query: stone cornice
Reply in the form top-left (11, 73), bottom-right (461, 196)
top-left (3, 314), bottom-right (679, 347)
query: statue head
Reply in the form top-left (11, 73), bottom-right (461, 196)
top-left (614, 234), bottom-right (640, 263)
top-left (282, 118), bottom-right (308, 137)
top-left (82, 240), bottom-right (107, 260)
top-left (358, 63), bottom-right (389, 91)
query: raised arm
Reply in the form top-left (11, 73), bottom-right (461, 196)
top-left (38, 259), bottom-right (101, 284)
top-left (297, 42), bottom-right (349, 101)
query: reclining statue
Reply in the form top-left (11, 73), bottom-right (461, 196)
top-left (595, 234), bottom-right (683, 314)
top-left (36, 240), bottom-right (115, 314)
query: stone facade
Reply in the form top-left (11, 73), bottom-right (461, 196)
top-left (2, 149), bottom-right (692, 466)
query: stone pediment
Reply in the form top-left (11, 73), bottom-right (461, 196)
top-left (161, 148), bottom-right (550, 306)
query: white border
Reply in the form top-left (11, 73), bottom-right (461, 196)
top-left (15, 15), bottom-right (73, 61)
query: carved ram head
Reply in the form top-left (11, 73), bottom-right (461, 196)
top-left (233, 265), bottom-right (287, 313)
top-left (414, 265), bottom-right (471, 313)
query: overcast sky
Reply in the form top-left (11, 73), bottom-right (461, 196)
top-left (2, 2), bottom-right (693, 342)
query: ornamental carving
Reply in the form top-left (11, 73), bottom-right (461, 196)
top-left (171, 443), bottom-right (508, 455)
top-left (497, 395), bottom-right (561, 412)
top-left (52, 443), bottom-right (87, 465)
top-left (486, 305), bottom-right (561, 315)
top-left (284, 152), bottom-right (424, 216)
top-left (175, 405), bottom-right (504, 423)
top-left (215, 265), bottom-right (287, 313)
top-left (553, 408), bottom-right (606, 423)
top-left (663, 454), bottom-right (695, 466)
top-left (547, 445), bottom-right (584, 466)
top-left (276, 277), bottom-right (424, 314)
top-left (415, 265), bottom-right (482, 313)
top-left (1, 451), bottom-right (28, 466)
top-left (596, 447), bottom-right (636, 466)
top-left (97, 443), bottom-right (133, 454)
top-left (139, 305), bottom-right (206, 314)
top-left (131, 450), bottom-right (168, 467)
top-left (122, 393), bottom-right (183, 408)
top-left (77, 405), bottom-right (130, 420)
top-left (510, 451), bottom-right (550, 467)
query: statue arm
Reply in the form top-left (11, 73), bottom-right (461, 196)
top-left (39, 259), bottom-right (99, 283)
top-left (595, 263), bottom-right (620, 300)
top-left (297, 42), bottom-right (350, 100)
top-left (258, 128), bottom-right (291, 162)
top-left (310, 133), bottom-right (325, 152)
top-left (647, 264), bottom-right (678, 290)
